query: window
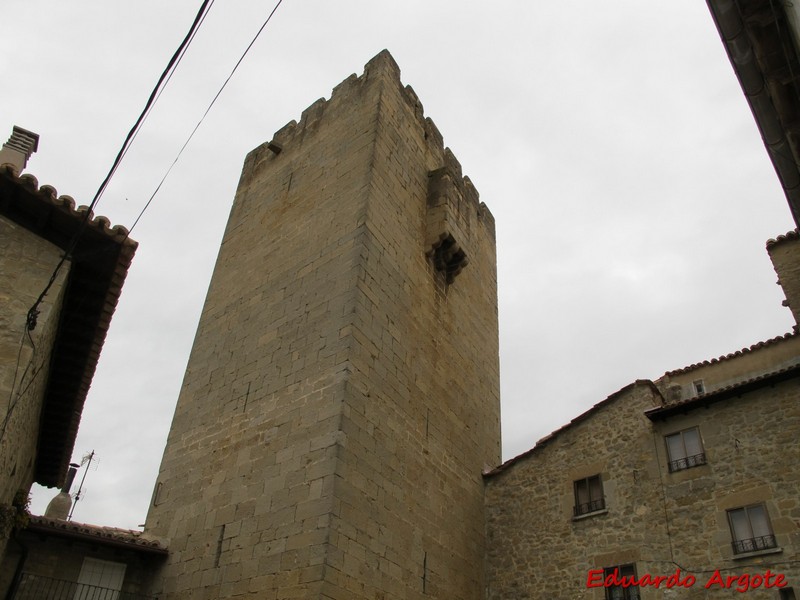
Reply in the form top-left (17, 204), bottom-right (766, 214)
top-left (693, 379), bottom-right (705, 395)
top-left (728, 504), bottom-right (777, 554)
top-left (779, 588), bottom-right (796, 600)
top-left (75, 558), bottom-right (126, 600)
top-left (603, 564), bottom-right (640, 600)
top-left (573, 475), bottom-right (605, 517)
top-left (665, 427), bottom-right (706, 472)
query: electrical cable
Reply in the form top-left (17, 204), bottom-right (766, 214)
top-left (128, 0), bottom-right (284, 234)
top-left (107, 0), bottom-right (217, 185)
top-left (0, 327), bottom-right (39, 443)
top-left (25, 0), bottom-right (215, 330)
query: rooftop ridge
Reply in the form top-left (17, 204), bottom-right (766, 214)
top-left (766, 228), bottom-right (799, 249)
top-left (28, 515), bottom-right (167, 554)
top-left (484, 380), bottom-right (663, 477)
top-left (647, 363), bottom-right (800, 420)
top-left (0, 163), bottom-right (136, 244)
top-left (662, 331), bottom-right (798, 376)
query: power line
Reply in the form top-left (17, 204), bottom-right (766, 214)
top-left (26, 0), bottom-right (215, 328)
top-left (105, 0), bottom-right (218, 191)
top-left (128, 0), bottom-right (284, 234)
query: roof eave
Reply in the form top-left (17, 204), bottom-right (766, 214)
top-left (706, 0), bottom-right (800, 227)
top-left (646, 363), bottom-right (800, 421)
top-left (0, 165), bottom-right (137, 488)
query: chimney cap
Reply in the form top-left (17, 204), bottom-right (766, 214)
top-left (0, 125), bottom-right (40, 172)
top-left (9, 125), bottom-right (39, 152)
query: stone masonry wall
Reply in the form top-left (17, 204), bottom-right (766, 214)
top-left (485, 382), bottom-right (666, 599)
top-left (0, 216), bottom-right (67, 558)
top-left (6, 528), bottom-right (161, 598)
top-left (321, 53), bottom-right (500, 600)
top-left (485, 373), bottom-right (800, 599)
top-left (658, 334), bottom-right (800, 402)
top-left (144, 51), bottom-right (500, 600)
top-left (768, 230), bottom-right (800, 328)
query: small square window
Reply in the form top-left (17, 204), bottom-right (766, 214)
top-left (573, 475), bottom-right (605, 517)
top-left (693, 379), bottom-right (705, 395)
top-left (665, 427), bottom-right (706, 472)
top-left (603, 564), bottom-right (640, 600)
top-left (728, 504), bottom-right (777, 554)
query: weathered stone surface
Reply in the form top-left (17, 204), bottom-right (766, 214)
top-left (0, 215), bottom-right (67, 520)
top-left (485, 367), bottom-right (800, 599)
top-left (144, 50), bottom-right (500, 599)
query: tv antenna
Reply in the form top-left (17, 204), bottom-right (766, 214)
top-left (68, 450), bottom-right (98, 521)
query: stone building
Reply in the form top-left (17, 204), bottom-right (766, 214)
top-left (706, 0), bottom-right (800, 228)
top-left (135, 48), bottom-right (800, 599)
top-left (142, 50), bottom-right (501, 599)
top-left (0, 129), bottom-right (151, 597)
top-left (484, 234), bottom-right (800, 599)
top-left (5, 2), bottom-right (800, 595)
top-left (9, 515), bottom-right (166, 599)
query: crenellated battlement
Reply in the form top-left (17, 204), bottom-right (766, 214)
top-left (248, 51), bottom-right (494, 241)
top-left (144, 49), bottom-right (500, 600)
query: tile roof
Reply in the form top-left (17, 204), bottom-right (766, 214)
top-left (646, 363), bottom-right (799, 420)
top-left (483, 380), bottom-right (663, 477)
top-left (0, 164), bottom-right (137, 487)
top-left (766, 228), bottom-right (799, 249)
top-left (27, 515), bottom-right (167, 555)
top-left (662, 332), bottom-right (797, 377)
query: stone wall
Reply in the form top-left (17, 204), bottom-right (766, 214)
top-left (658, 334), bottom-right (800, 402)
top-left (768, 230), bottom-right (800, 328)
top-left (485, 381), bottom-right (665, 599)
top-left (485, 368), bottom-right (800, 599)
top-left (3, 527), bottom-right (162, 598)
top-left (144, 50), bottom-right (500, 599)
top-left (0, 215), bottom-right (67, 553)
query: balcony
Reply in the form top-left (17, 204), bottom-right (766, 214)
top-left (11, 573), bottom-right (157, 600)
top-left (668, 452), bottom-right (706, 473)
top-left (732, 534), bottom-right (778, 555)
top-left (573, 497), bottom-right (606, 517)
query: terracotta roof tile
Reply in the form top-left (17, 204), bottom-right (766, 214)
top-left (663, 332), bottom-right (797, 377)
top-left (1, 164), bottom-right (137, 487)
top-left (484, 380), bottom-right (663, 477)
top-left (27, 515), bottom-right (167, 555)
top-left (766, 228), bottom-right (799, 249)
top-left (647, 363), bottom-right (799, 420)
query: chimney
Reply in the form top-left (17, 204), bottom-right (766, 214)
top-left (44, 463), bottom-right (79, 520)
top-left (0, 126), bottom-right (39, 172)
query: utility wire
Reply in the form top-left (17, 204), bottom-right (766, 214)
top-left (0, 328), bottom-right (38, 443)
top-left (25, 0), bottom-right (214, 329)
top-left (128, 0), bottom-right (284, 234)
top-left (108, 0), bottom-right (217, 185)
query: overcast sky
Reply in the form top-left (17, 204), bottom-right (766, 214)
top-left (3, 1), bottom-right (796, 529)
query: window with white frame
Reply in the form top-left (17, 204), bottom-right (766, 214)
top-left (728, 504), bottom-right (777, 555)
top-left (665, 427), bottom-right (706, 472)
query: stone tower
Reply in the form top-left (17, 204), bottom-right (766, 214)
top-left (144, 50), bottom-right (501, 599)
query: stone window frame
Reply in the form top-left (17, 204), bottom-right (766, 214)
top-left (602, 564), bottom-right (641, 600)
top-left (573, 474), bottom-right (605, 518)
top-left (664, 426), bottom-right (706, 472)
top-left (727, 503), bottom-right (779, 556)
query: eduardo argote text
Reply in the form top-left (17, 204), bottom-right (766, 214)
top-left (587, 567), bottom-right (788, 593)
